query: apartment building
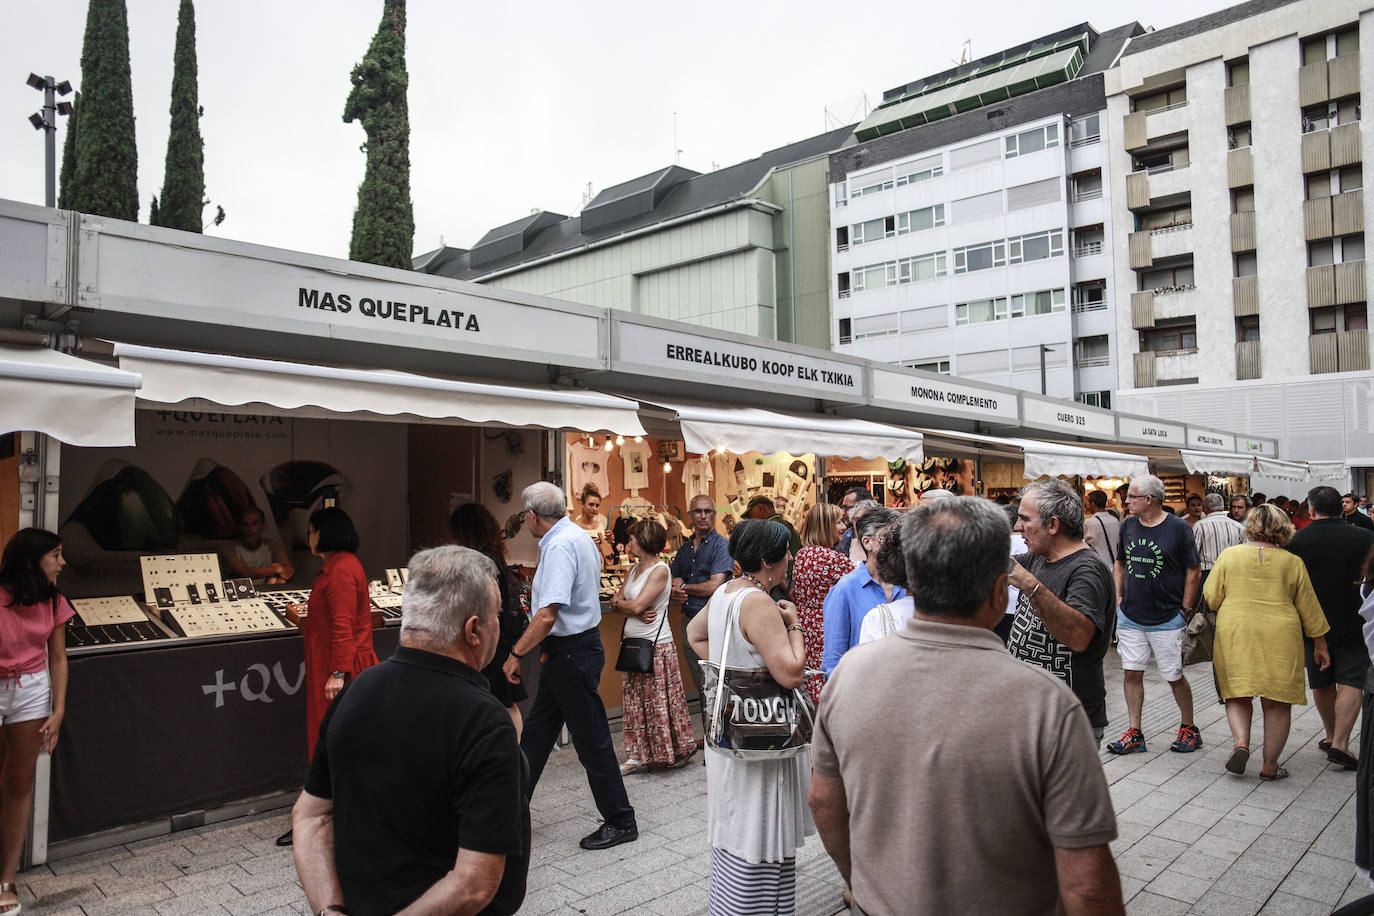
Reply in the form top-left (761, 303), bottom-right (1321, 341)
top-left (828, 24), bottom-right (1142, 405)
top-left (1105, 0), bottom-right (1371, 479)
top-left (414, 127), bottom-right (852, 350)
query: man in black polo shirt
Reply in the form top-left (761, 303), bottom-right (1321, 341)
top-left (1290, 486), bottom-right (1374, 769)
top-left (293, 545), bottom-right (529, 916)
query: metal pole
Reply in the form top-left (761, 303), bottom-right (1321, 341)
top-left (43, 77), bottom-right (56, 208)
top-left (1039, 345), bottom-right (1048, 395)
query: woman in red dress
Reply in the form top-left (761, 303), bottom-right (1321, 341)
top-left (790, 503), bottom-right (853, 703)
top-left (279, 507), bottom-right (378, 847)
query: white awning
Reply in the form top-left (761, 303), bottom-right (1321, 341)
top-left (920, 428), bottom-right (1148, 480)
top-left (1255, 457), bottom-right (1310, 482)
top-left (112, 343), bottom-right (645, 435)
top-left (642, 401), bottom-right (923, 461)
top-left (1179, 450), bottom-right (1261, 477)
top-left (0, 344), bottom-right (140, 447)
top-left (1305, 460), bottom-right (1348, 482)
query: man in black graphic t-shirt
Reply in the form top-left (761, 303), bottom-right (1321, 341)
top-left (1008, 480), bottom-right (1114, 745)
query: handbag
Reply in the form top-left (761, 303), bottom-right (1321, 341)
top-left (1182, 605), bottom-right (1216, 666)
top-left (699, 586), bottom-right (816, 760)
top-left (614, 565), bottom-right (668, 674)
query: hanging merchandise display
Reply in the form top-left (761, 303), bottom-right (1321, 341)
top-left (568, 439), bottom-right (611, 498)
top-left (682, 454), bottom-right (713, 502)
top-left (620, 439), bottom-right (650, 491)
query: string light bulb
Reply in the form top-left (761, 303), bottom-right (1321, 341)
top-left (615, 435), bottom-right (624, 446)
top-left (633, 435), bottom-right (643, 443)
top-left (663, 461), bottom-right (672, 474)
top-left (603, 438), bottom-right (614, 452)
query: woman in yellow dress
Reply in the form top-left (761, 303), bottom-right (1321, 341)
top-left (1205, 503), bottom-right (1332, 781)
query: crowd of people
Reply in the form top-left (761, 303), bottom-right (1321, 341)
top-left (11, 471), bottom-right (1374, 915)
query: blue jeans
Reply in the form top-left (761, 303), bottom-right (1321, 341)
top-left (520, 628), bottom-right (635, 829)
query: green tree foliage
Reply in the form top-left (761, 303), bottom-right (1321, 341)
top-left (69, 0), bottom-right (138, 221)
top-left (343, 0), bottom-right (414, 268)
top-left (150, 0), bottom-right (205, 232)
top-left (57, 92), bottom-right (80, 210)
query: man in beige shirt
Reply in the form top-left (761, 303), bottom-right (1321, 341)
top-left (809, 496), bottom-right (1122, 916)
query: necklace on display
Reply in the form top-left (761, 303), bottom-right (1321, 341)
top-left (741, 573), bottom-right (769, 592)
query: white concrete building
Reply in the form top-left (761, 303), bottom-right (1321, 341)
top-left (829, 24), bottom-right (1142, 407)
top-left (1105, 0), bottom-right (1372, 487)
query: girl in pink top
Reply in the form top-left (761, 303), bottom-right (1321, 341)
top-left (0, 528), bottom-right (72, 915)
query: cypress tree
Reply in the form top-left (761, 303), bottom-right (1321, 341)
top-left (57, 92), bottom-right (80, 210)
top-left (69, 0), bottom-right (138, 221)
top-left (343, 0), bottom-right (414, 268)
top-left (150, 0), bottom-right (205, 232)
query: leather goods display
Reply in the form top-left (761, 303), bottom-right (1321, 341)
top-left (700, 588), bottom-right (815, 760)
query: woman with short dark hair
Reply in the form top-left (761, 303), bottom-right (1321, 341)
top-left (0, 528), bottom-right (72, 914)
top-left (687, 519), bottom-right (811, 915)
top-left (612, 519), bottom-right (696, 774)
top-left (449, 502), bottom-right (530, 737)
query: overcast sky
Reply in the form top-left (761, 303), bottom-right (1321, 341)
top-left (2, 0), bottom-right (1235, 262)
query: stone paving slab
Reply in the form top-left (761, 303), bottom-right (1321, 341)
top-left (14, 651), bottom-right (1374, 914)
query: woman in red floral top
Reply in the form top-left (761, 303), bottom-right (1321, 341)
top-left (790, 503), bottom-right (853, 703)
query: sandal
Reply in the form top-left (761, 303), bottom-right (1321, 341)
top-left (1225, 746), bottom-right (1249, 775)
top-left (1258, 767), bottom-right (1289, 781)
top-left (619, 759), bottom-right (648, 776)
top-left (0, 881), bottom-right (21, 915)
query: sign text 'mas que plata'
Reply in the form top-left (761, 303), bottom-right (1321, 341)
top-left (298, 288), bottom-right (480, 332)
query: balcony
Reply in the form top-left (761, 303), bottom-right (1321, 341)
top-left (1072, 299), bottom-right (1108, 313)
top-left (1330, 53), bottom-right (1360, 99)
top-left (1337, 260), bottom-right (1367, 304)
top-left (1311, 330), bottom-right (1371, 374)
top-left (1131, 291), bottom-right (1155, 329)
top-left (1154, 348), bottom-right (1202, 384)
top-left (1305, 197), bottom-right (1334, 241)
top-left (1075, 356), bottom-right (1111, 368)
top-left (1308, 265), bottom-right (1336, 308)
top-left (1123, 111), bottom-right (1147, 151)
top-left (1231, 210), bottom-right (1256, 252)
top-left (1126, 172), bottom-right (1150, 210)
top-left (1150, 222), bottom-right (1194, 260)
top-left (1071, 187), bottom-right (1104, 203)
top-left (1335, 189), bottom-right (1365, 236)
top-left (1129, 231), bottom-right (1152, 269)
top-left (1224, 84), bottom-right (1251, 126)
top-left (1227, 148), bottom-right (1254, 188)
top-left (1332, 122), bottom-right (1362, 169)
top-left (1233, 276), bottom-right (1259, 317)
top-left (1300, 60), bottom-right (1330, 107)
top-left (1144, 103), bottom-right (1191, 144)
top-left (1134, 350), bottom-right (1157, 387)
top-left (1236, 339), bottom-right (1261, 380)
top-left (1072, 241), bottom-right (1104, 257)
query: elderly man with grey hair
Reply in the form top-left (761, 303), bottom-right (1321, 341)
top-left (809, 496), bottom-right (1122, 916)
top-left (293, 545), bottom-right (530, 916)
top-left (1006, 480), bottom-right (1116, 745)
top-left (1107, 474), bottom-right (1203, 756)
top-left (1192, 492), bottom-right (1245, 577)
top-left (500, 481), bottom-right (637, 851)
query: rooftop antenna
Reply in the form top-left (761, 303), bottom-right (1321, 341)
top-left (673, 112), bottom-right (682, 165)
top-left (951, 38), bottom-right (971, 66)
top-left (581, 181), bottom-right (594, 209)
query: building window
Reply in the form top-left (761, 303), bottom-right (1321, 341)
top-left (851, 260), bottom-right (898, 292)
top-left (1070, 172), bottom-right (1103, 201)
top-left (837, 273), bottom-right (850, 299)
top-left (1074, 335), bottom-right (1110, 367)
top-left (1141, 318), bottom-right (1198, 353)
top-left (1072, 227), bottom-right (1104, 257)
top-left (1132, 85), bottom-right (1187, 113)
top-left (903, 359), bottom-right (951, 374)
top-left (1005, 123), bottom-right (1060, 159)
top-left (1341, 166), bottom-right (1364, 192)
top-left (1138, 205), bottom-right (1192, 231)
top-left (955, 298), bottom-right (1008, 326)
top-left (1077, 390), bottom-right (1112, 409)
top-left (1312, 304), bottom-right (1369, 334)
top-left (1069, 115), bottom-right (1100, 147)
top-left (896, 158), bottom-right (943, 185)
top-left (851, 216), bottom-right (896, 245)
top-left (837, 318), bottom-right (852, 344)
top-left (1236, 315), bottom-right (1260, 341)
top-left (953, 240), bottom-right (1006, 273)
top-left (835, 181), bottom-right (848, 208)
top-left (1232, 187), bottom-right (1255, 212)
top-left (1140, 262), bottom-right (1195, 290)
top-left (897, 204), bottom-right (945, 234)
top-left (1302, 36), bottom-right (1328, 66)
top-left (1227, 59), bottom-right (1249, 87)
top-left (1228, 123), bottom-right (1252, 150)
top-left (852, 313), bottom-right (899, 340)
top-left (1007, 228), bottom-right (1065, 263)
top-left (1235, 252), bottom-right (1258, 278)
top-left (900, 305), bottom-right (947, 333)
top-left (1310, 234), bottom-right (1366, 266)
top-left (835, 226), bottom-right (849, 252)
top-left (1073, 281), bottom-right (1107, 310)
top-left (1337, 27), bottom-right (1360, 57)
top-left (851, 177), bottom-right (894, 199)
top-left (1010, 289), bottom-right (1067, 317)
top-left (898, 251), bottom-right (947, 283)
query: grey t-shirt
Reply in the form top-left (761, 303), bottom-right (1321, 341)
top-left (813, 618), bottom-right (1117, 916)
top-left (1009, 549), bottom-right (1114, 728)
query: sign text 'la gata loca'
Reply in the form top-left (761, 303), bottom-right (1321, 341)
top-left (298, 287), bottom-right (481, 332)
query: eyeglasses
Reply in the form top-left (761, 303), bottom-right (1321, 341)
top-left (1125, 493), bottom-right (1150, 501)
top-left (690, 508), bottom-right (716, 516)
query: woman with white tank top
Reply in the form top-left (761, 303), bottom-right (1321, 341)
top-left (611, 519), bottom-right (698, 774)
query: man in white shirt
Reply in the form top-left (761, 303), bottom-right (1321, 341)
top-left (1192, 493), bottom-right (1245, 584)
top-left (1084, 490), bottom-right (1120, 573)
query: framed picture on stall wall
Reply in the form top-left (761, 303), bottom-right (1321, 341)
top-left (658, 441), bottom-right (683, 462)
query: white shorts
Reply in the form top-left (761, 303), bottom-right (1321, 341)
top-left (0, 669), bottom-right (51, 726)
top-left (1117, 624), bottom-right (1185, 682)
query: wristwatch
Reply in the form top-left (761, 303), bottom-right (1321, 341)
top-left (318, 906), bottom-right (348, 916)
top-left (330, 671), bottom-right (347, 680)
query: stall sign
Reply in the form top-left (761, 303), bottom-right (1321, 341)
top-left (869, 368), bottom-right (1017, 422)
top-left (1187, 426), bottom-right (1237, 452)
top-left (615, 321), bottom-right (864, 399)
top-left (1237, 435), bottom-right (1276, 457)
top-left (1019, 394), bottom-right (1115, 438)
top-left (79, 221), bottom-right (604, 368)
top-left (1116, 414), bottom-right (1185, 447)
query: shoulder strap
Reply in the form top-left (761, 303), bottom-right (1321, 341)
top-left (879, 602), bottom-right (897, 637)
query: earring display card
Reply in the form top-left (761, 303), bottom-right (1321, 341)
top-left (66, 596), bottom-right (171, 647)
top-left (368, 582), bottom-right (404, 622)
top-left (161, 598), bottom-right (290, 638)
top-left (69, 596), bottom-right (152, 626)
top-left (385, 569), bottom-right (403, 590)
top-left (140, 554), bottom-right (224, 606)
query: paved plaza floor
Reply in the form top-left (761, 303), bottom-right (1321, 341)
top-left (13, 651), bottom-right (1374, 915)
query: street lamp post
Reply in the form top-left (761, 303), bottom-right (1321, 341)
top-left (26, 73), bottom-right (74, 208)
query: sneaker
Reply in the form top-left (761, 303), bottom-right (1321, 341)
top-left (1170, 723), bottom-right (1202, 753)
top-left (1106, 728), bottom-right (1147, 755)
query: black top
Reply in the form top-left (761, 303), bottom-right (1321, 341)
top-left (1344, 510), bottom-right (1374, 532)
top-left (1117, 514), bottom-right (1200, 626)
top-left (1009, 549), bottom-right (1114, 727)
top-left (1289, 518), bottom-right (1374, 648)
top-left (305, 646), bottom-right (529, 916)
